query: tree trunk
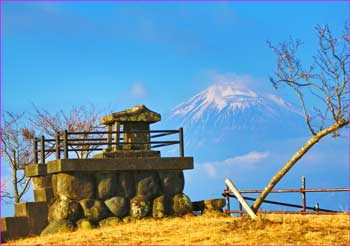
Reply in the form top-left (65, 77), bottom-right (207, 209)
top-left (251, 119), bottom-right (348, 213)
top-left (12, 165), bottom-right (20, 203)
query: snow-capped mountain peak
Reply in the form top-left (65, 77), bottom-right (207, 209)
top-left (164, 82), bottom-right (305, 162)
top-left (170, 82), bottom-right (301, 130)
top-left (173, 83), bottom-right (260, 118)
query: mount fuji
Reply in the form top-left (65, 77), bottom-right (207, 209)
top-left (165, 83), bottom-right (306, 162)
top-left (161, 83), bottom-right (348, 211)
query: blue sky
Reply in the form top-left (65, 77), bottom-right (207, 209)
top-left (1, 1), bottom-right (349, 216)
top-left (2, 1), bottom-right (348, 115)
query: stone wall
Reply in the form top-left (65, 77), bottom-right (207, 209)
top-left (43, 170), bottom-right (192, 234)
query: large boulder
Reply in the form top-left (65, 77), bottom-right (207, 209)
top-left (158, 171), bottom-right (184, 196)
top-left (172, 193), bottom-right (193, 216)
top-left (204, 199), bottom-right (226, 211)
top-left (56, 172), bottom-right (95, 200)
top-left (41, 219), bottom-right (75, 236)
top-left (96, 173), bottom-right (118, 200)
top-left (104, 196), bottom-right (129, 218)
top-left (130, 195), bottom-right (152, 219)
top-left (80, 199), bottom-right (110, 222)
top-left (152, 195), bottom-right (172, 219)
top-left (118, 172), bottom-right (136, 199)
top-left (48, 197), bottom-right (84, 222)
top-left (135, 171), bottom-right (162, 200)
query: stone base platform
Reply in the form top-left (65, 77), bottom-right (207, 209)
top-left (43, 157), bottom-right (193, 174)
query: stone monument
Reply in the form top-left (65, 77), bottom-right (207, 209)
top-left (1, 105), bottom-right (194, 241)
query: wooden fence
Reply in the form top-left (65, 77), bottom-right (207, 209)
top-left (223, 176), bottom-right (350, 216)
top-left (33, 128), bottom-right (184, 164)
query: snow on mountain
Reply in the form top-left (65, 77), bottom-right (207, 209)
top-left (170, 83), bottom-right (301, 130)
top-left (165, 83), bottom-right (306, 162)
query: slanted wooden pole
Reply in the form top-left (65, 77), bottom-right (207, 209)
top-left (225, 178), bottom-right (257, 219)
top-left (225, 185), bottom-right (231, 212)
top-left (40, 135), bottom-right (45, 164)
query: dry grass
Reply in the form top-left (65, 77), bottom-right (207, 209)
top-left (7, 212), bottom-right (350, 245)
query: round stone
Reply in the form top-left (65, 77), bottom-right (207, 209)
top-left (118, 172), bottom-right (136, 199)
top-left (104, 196), bottom-right (129, 218)
top-left (80, 199), bottom-right (110, 222)
top-left (152, 195), bottom-right (172, 219)
top-left (48, 197), bottom-right (83, 222)
top-left (130, 195), bottom-right (152, 219)
top-left (135, 171), bottom-right (162, 200)
top-left (204, 199), bottom-right (226, 210)
top-left (172, 193), bottom-right (193, 216)
top-left (96, 173), bottom-right (118, 200)
top-left (56, 172), bottom-right (95, 200)
top-left (158, 171), bottom-right (184, 196)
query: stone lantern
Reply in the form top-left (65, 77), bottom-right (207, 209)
top-left (100, 105), bottom-right (161, 157)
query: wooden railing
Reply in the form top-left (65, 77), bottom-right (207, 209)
top-left (33, 128), bottom-right (184, 164)
top-left (223, 176), bottom-right (350, 216)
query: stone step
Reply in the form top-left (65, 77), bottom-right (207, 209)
top-left (14, 202), bottom-right (49, 235)
top-left (15, 201), bottom-right (48, 217)
top-left (1, 216), bottom-right (29, 242)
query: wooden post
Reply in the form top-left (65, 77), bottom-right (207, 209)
top-left (301, 176), bottom-right (306, 212)
top-left (179, 127), bottom-right (184, 157)
top-left (114, 122), bottom-right (120, 151)
top-left (40, 135), bottom-right (45, 164)
top-left (63, 130), bottom-right (68, 159)
top-left (225, 178), bottom-right (257, 219)
top-left (239, 202), bottom-right (243, 217)
top-left (33, 137), bottom-right (38, 163)
top-left (225, 185), bottom-right (231, 212)
top-left (107, 124), bottom-right (112, 150)
top-left (55, 131), bottom-right (60, 159)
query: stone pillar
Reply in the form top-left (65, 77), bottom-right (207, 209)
top-left (106, 124), bottom-right (112, 152)
top-left (123, 122), bottom-right (150, 150)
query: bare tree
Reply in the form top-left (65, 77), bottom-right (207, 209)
top-left (30, 105), bottom-right (103, 159)
top-left (1, 105), bottom-right (104, 203)
top-left (1, 112), bottom-right (33, 203)
top-left (252, 22), bottom-right (349, 212)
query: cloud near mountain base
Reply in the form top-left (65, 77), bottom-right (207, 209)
top-left (201, 151), bottom-right (270, 178)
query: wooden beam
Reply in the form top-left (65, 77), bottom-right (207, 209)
top-left (225, 178), bottom-right (257, 219)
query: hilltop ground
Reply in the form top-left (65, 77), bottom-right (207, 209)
top-left (7, 212), bottom-right (349, 245)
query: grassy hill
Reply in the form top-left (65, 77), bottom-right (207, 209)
top-left (7, 212), bottom-right (349, 245)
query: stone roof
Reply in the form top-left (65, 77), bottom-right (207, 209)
top-left (100, 105), bottom-right (161, 124)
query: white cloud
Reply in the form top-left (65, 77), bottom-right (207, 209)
top-left (129, 82), bottom-right (147, 98)
top-left (200, 151), bottom-right (270, 178)
top-left (204, 163), bottom-right (217, 178)
top-left (224, 151), bottom-right (270, 165)
top-left (206, 70), bottom-right (273, 93)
